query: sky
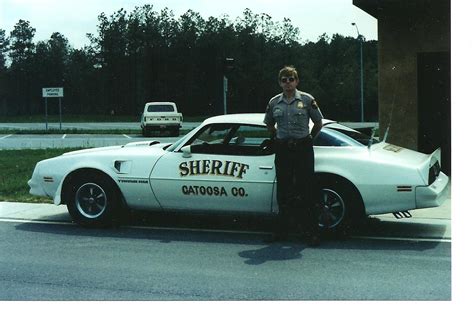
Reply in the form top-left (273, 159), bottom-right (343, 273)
top-left (0, 0), bottom-right (378, 48)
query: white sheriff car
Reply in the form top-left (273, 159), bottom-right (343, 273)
top-left (28, 113), bottom-right (449, 233)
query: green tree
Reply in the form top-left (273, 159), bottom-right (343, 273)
top-left (0, 29), bottom-right (9, 70)
top-left (0, 29), bottom-right (9, 115)
top-left (7, 20), bottom-right (36, 115)
top-left (0, 8), bottom-right (379, 121)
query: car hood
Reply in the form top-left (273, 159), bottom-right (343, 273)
top-left (62, 140), bottom-right (172, 156)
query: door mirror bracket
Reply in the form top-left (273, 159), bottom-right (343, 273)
top-left (181, 145), bottom-right (192, 158)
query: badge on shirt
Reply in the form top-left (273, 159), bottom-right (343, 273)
top-left (297, 101), bottom-right (304, 109)
top-left (311, 100), bottom-right (319, 109)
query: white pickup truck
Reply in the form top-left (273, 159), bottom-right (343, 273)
top-left (140, 102), bottom-right (183, 136)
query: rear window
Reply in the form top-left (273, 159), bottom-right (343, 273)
top-left (147, 104), bottom-right (175, 112)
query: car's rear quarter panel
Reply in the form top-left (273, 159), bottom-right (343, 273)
top-left (315, 146), bottom-right (423, 215)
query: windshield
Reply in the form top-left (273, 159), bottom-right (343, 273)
top-left (166, 134), bottom-right (188, 152)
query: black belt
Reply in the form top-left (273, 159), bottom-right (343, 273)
top-left (275, 136), bottom-right (312, 149)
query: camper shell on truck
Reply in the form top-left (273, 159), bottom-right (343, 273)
top-left (140, 102), bottom-right (183, 136)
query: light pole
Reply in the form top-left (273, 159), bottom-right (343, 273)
top-left (352, 22), bottom-right (364, 122)
top-left (223, 57), bottom-right (234, 115)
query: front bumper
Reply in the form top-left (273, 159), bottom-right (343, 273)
top-left (28, 165), bottom-right (48, 197)
top-left (415, 172), bottom-right (450, 209)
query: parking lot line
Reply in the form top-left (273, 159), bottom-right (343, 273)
top-left (0, 218), bottom-right (74, 226)
top-left (0, 134), bottom-right (12, 139)
top-left (62, 134), bottom-right (67, 139)
top-left (123, 134), bottom-right (132, 139)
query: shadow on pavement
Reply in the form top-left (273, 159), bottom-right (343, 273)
top-left (13, 211), bottom-right (446, 255)
top-left (354, 217), bottom-right (448, 240)
top-left (239, 244), bottom-right (306, 265)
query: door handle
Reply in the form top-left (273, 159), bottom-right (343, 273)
top-left (259, 166), bottom-right (274, 170)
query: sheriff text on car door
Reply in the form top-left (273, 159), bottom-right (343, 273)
top-left (150, 152), bottom-right (276, 213)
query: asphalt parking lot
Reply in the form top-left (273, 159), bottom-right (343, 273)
top-left (0, 133), bottom-right (168, 149)
top-left (0, 122), bottom-right (196, 149)
top-left (0, 121), bottom-right (201, 131)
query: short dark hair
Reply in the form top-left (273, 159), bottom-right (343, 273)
top-left (278, 66), bottom-right (299, 81)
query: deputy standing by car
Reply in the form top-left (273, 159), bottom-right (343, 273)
top-left (264, 66), bottom-right (323, 246)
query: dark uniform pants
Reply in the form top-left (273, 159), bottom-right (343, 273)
top-left (274, 136), bottom-right (320, 237)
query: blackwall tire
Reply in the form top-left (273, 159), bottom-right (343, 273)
top-left (174, 127), bottom-right (180, 137)
top-left (315, 177), bottom-right (364, 236)
top-left (66, 173), bottom-right (122, 228)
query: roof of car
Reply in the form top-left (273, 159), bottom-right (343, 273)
top-left (202, 113), bottom-right (334, 126)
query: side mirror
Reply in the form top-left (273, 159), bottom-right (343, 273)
top-left (181, 145), bottom-right (192, 158)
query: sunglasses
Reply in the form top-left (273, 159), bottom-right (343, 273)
top-left (280, 77), bottom-right (296, 83)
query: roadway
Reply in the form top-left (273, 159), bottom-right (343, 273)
top-left (0, 199), bottom-right (451, 300)
top-left (0, 134), bottom-right (180, 149)
top-left (0, 121), bottom-right (201, 131)
top-left (0, 122), bottom-right (193, 149)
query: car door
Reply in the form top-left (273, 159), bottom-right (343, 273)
top-left (149, 123), bottom-right (276, 214)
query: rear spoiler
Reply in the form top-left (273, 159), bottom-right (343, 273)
top-left (430, 148), bottom-right (442, 167)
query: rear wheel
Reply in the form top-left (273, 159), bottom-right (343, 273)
top-left (66, 173), bottom-right (123, 227)
top-left (173, 127), bottom-right (180, 136)
top-left (315, 177), bottom-right (365, 236)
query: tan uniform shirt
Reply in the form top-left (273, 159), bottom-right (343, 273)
top-left (264, 89), bottom-right (323, 139)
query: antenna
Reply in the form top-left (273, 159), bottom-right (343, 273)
top-left (383, 91), bottom-right (396, 143)
top-left (368, 127), bottom-right (376, 150)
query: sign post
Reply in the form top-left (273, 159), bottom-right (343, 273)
top-left (42, 87), bottom-right (64, 130)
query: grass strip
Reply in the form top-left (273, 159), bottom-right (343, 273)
top-left (0, 148), bottom-right (84, 203)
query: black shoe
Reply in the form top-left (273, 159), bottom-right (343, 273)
top-left (307, 235), bottom-right (321, 247)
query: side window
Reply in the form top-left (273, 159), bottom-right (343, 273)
top-left (231, 126), bottom-right (271, 147)
top-left (228, 125), bottom-right (273, 155)
top-left (313, 130), bottom-right (351, 147)
top-left (186, 124), bottom-right (273, 155)
top-left (189, 125), bottom-right (230, 146)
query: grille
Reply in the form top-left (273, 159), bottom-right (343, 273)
top-left (429, 161), bottom-right (441, 185)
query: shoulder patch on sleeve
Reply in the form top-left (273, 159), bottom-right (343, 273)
top-left (311, 99), bottom-right (319, 109)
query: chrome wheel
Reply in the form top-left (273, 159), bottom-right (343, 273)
top-left (75, 182), bottom-right (107, 219)
top-left (318, 188), bottom-right (346, 229)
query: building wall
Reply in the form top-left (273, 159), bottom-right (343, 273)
top-left (376, 0), bottom-right (450, 150)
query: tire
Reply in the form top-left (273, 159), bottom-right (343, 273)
top-left (314, 177), bottom-right (364, 236)
top-left (173, 127), bottom-right (180, 137)
top-left (166, 127), bottom-right (179, 136)
top-left (66, 173), bottom-right (123, 228)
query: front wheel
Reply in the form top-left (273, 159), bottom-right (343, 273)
top-left (66, 173), bottom-right (123, 227)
